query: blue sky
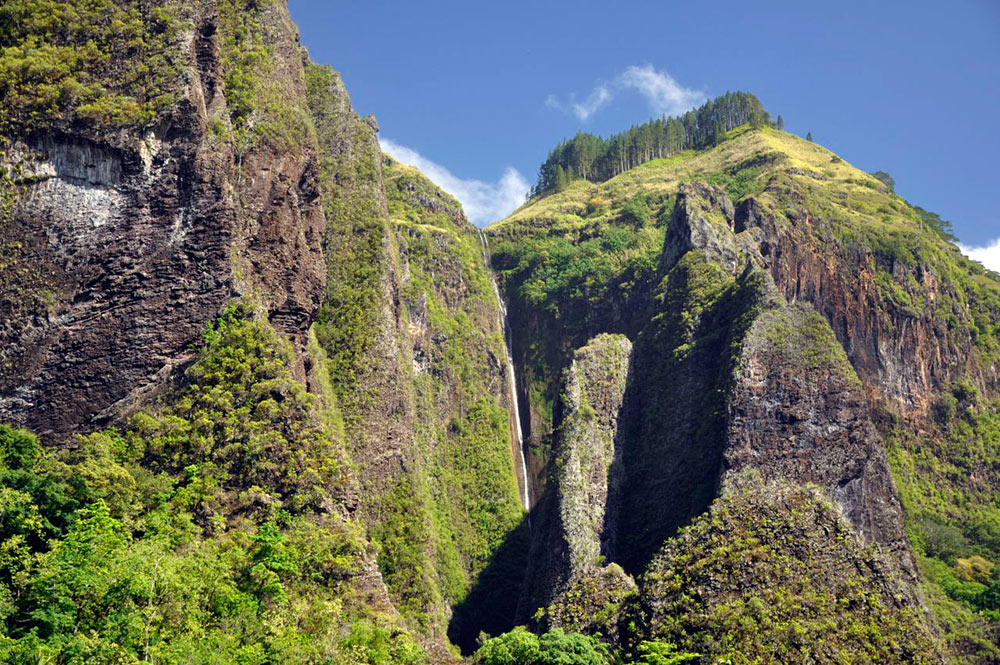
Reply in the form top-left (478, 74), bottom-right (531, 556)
top-left (290, 0), bottom-right (1000, 265)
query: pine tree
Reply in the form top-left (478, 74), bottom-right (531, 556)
top-left (552, 165), bottom-right (569, 192)
top-left (776, 115), bottom-right (785, 130)
top-left (533, 92), bottom-right (774, 192)
top-left (806, 132), bottom-right (813, 142)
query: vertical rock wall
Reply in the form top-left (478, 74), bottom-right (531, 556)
top-left (0, 2), bottom-right (326, 441)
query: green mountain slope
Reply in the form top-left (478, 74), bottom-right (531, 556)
top-left (487, 121), bottom-right (1000, 663)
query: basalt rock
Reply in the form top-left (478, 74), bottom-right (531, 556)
top-left (737, 193), bottom-right (997, 417)
top-left (518, 334), bottom-right (631, 616)
top-left (521, 182), bottom-right (923, 638)
top-left (0, 4), bottom-right (325, 442)
top-left (726, 302), bottom-right (917, 580)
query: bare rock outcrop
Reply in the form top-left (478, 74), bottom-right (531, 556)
top-left (737, 194), bottom-right (997, 417)
top-left (726, 302), bottom-right (917, 580)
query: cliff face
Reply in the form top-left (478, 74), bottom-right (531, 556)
top-left (0, 2), bottom-right (443, 662)
top-left (519, 334), bottom-right (631, 616)
top-left (1, 2), bottom-right (529, 656)
top-left (727, 303), bottom-right (915, 575)
top-left (0, 1), bottom-right (325, 441)
top-left (505, 181), bottom-right (917, 623)
top-left (385, 157), bottom-right (526, 650)
top-left (3, 5), bottom-right (999, 661)
top-left (739, 184), bottom-right (998, 417)
top-left (306, 63), bottom-right (525, 653)
top-left (488, 126), bottom-right (1000, 660)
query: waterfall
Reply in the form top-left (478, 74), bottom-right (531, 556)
top-left (480, 231), bottom-right (532, 514)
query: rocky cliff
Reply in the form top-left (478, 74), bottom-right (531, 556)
top-left (0, 0), bottom-right (325, 441)
top-left (518, 333), bottom-right (632, 616)
top-left (488, 124), bottom-right (1000, 662)
top-left (0, 1), bottom-right (525, 662)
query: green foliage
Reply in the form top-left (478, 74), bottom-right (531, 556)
top-left (724, 165), bottom-right (763, 201)
top-left (911, 204), bottom-right (958, 242)
top-left (493, 223), bottom-right (662, 323)
top-left (891, 394), bottom-right (1000, 620)
top-left (215, 0), bottom-right (314, 155)
top-left (760, 304), bottom-right (860, 380)
top-left (621, 194), bottom-right (652, 228)
top-left (474, 627), bottom-right (607, 665)
top-left (307, 62), bottom-right (389, 420)
top-left (475, 627), bottom-right (542, 665)
top-left (533, 92), bottom-right (771, 193)
top-left (700, 164), bottom-right (764, 203)
top-left (0, 0), bottom-right (186, 135)
top-left (380, 159), bottom-right (525, 635)
top-left (130, 303), bottom-right (347, 520)
top-left (634, 480), bottom-right (939, 664)
top-left (630, 641), bottom-right (699, 665)
top-left (0, 305), bottom-right (427, 663)
top-left (0, 425), bottom-right (80, 590)
top-left (869, 170), bottom-right (896, 192)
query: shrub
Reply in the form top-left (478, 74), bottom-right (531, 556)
top-left (920, 519), bottom-right (971, 564)
top-left (474, 627), bottom-right (607, 665)
top-left (621, 194), bottom-right (652, 227)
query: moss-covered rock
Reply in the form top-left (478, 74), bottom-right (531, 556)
top-left (520, 334), bottom-right (632, 615)
top-left (635, 478), bottom-right (941, 664)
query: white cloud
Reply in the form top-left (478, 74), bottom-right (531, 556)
top-left (619, 65), bottom-right (706, 117)
top-left (959, 237), bottom-right (1000, 272)
top-left (546, 64), bottom-right (705, 122)
top-left (379, 138), bottom-right (530, 227)
top-left (545, 85), bottom-right (613, 122)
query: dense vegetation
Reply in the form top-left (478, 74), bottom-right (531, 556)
top-left (477, 482), bottom-right (940, 665)
top-left (533, 92), bottom-right (769, 194)
top-left (384, 158), bottom-right (527, 646)
top-left (3, 0), bottom-right (1000, 659)
top-left (0, 304), bottom-right (426, 664)
top-left (216, 0), bottom-right (314, 155)
top-left (473, 627), bottom-right (607, 665)
top-left (488, 195), bottom-right (669, 467)
top-left (0, 0), bottom-right (186, 136)
top-left (306, 60), bottom-right (526, 647)
top-left (890, 386), bottom-right (1000, 660)
top-left (632, 480), bottom-right (940, 664)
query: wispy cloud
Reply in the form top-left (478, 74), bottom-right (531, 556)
top-left (545, 86), bottom-right (613, 123)
top-left (959, 237), bottom-right (1000, 272)
top-left (379, 138), bottom-right (530, 227)
top-left (546, 64), bottom-right (705, 123)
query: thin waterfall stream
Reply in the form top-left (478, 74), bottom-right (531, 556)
top-left (480, 232), bottom-right (532, 517)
